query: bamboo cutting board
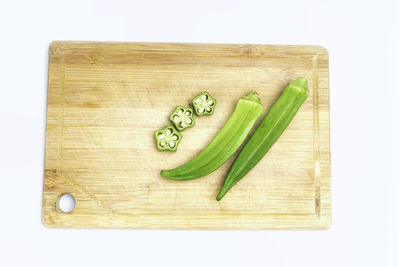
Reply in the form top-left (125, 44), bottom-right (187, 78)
top-left (43, 41), bottom-right (331, 229)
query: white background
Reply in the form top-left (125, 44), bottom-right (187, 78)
top-left (0, 0), bottom-right (398, 266)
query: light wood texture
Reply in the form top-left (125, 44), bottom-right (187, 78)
top-left (43, 41), bottom-right (331, 229)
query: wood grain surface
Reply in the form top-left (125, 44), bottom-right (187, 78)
top-left (42, 41), bottom-right (330, 229)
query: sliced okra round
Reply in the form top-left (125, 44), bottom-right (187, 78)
top-left (154, 125), bottom-right (182, 152)
top-left (192, 91), bottom-right (216, 116)
top-left (169, 106), bottom-right (195, 131)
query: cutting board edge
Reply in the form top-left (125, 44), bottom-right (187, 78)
top-left (42, 41), bottom-right (331, 230)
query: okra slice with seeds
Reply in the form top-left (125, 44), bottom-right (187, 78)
top-left (154, 126), bottom-right (182, 152)
top-left (170, 106), bottom-right (195, 131)
top-left (192, 91), bottom-right (216, 116)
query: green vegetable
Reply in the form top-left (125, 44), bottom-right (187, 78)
top-left (154, 125), bottom-right (182, 152)
top-left (192, 91), bottom-right (216, 116)
top-left (170, 106), bottom-right (195, 131)
top-left (161, 92), bottom-right (264, 180)
top-left (217, 77), bottom-right (310, 200)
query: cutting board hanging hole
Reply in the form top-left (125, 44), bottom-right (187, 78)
top-left (56, 193), bottom-right (76, 213)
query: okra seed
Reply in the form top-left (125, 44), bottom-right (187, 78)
top-left (195, 99), bottom-right (201, 104)
top-left (173, 115), bottom-right (179, 122)
top-left (177, 109), bottom-right (184, 115)
top-left (158, 134), bottom-right (165, 140)
top-left (201, 95), bottom-right (207, 101)
top-left (166, 129), bottom-right (172, 135)
top-left (206, 107), bottom-right (211, 112)
top-left (198, 107), bottom-right (205, 113)
top-left (184, 111), bottom-right (191, 116)
top-left (172, 135), bottom-right (178, 141)
top-left (207, 100), bottom-right (214, 106)
top-left (185, 118), bottom-right (192, 124)
top-left (160, 141), bottom-right (166, 147)
top-left (169, 142), bottom-right (175, 148)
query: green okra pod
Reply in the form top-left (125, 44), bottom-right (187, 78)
top-left (217, 77), bottom-right (310, 201)
top-left (161, 92), bottom-right (264, 181)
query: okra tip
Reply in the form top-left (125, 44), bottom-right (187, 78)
top-left (216, 191), bottom-right (224, 201)
top-left (216, 181), bottom-right (234, 201)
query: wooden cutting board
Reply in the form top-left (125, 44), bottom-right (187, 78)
top-left (42, 41), bottom-right (331, 229)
